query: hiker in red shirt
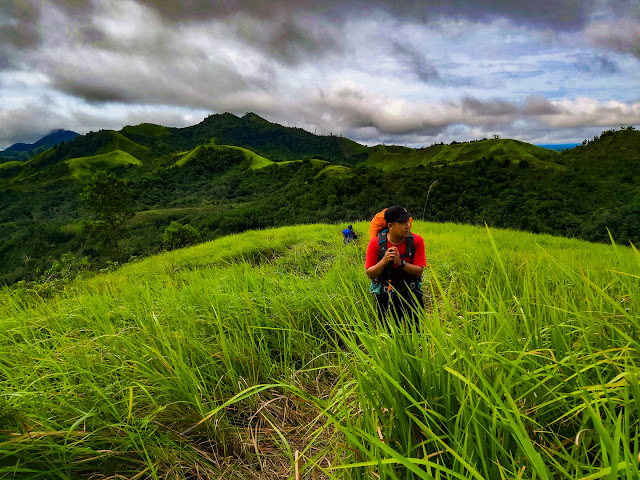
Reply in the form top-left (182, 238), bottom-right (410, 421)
top-left (365, 206), bottom-right (426, 322)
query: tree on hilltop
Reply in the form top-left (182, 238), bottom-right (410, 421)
top-left (80, 170), bottom-right (134, 259)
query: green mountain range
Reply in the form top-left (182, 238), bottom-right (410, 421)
top-left (1, 113), bottom-right (639, 284)
top-left (0, 112), bottom-right (561, 187)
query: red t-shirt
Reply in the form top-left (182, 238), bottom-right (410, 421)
top-left (365, 233), bottom-right (426, 269)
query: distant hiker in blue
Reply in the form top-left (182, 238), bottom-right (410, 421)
top-left (342, 225), bottom-right (358, 244)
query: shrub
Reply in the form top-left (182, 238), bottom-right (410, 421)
top-left (163, 221), bottom-right (201, 250)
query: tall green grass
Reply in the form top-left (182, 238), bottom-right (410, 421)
top-left (1, 222), bottom-right (638, 479)
top-left (310, 225), bottom-right (640, 480)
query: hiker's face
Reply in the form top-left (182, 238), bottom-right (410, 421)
top-left (389, 219), bottom-right (411, 237)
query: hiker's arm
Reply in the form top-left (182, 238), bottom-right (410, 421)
top-left (401, 263), bottom-right (424, 277)
top-left (366, 247), bottom-right (398, 279)
top-left (366, 259), bottom-right (389, 280)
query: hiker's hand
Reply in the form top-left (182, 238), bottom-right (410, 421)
top-left (385, 247), bottom-right (399, 265)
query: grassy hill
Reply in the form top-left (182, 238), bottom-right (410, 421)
top-left (94, 131), bottom-right (151, 161)
top-left (66, 150), bottom-right (142, 179)
top-left (2, 130), bottom-right (152, 186)
top-left (315, 164), bottom-right (354, 178)
top-left (365, 138), bottom-right (558, 171)
top-left (561, 127), bottom-right (640, 183)
top-left (174, 144), bottom-right (275, 169)
top-left (0, 161), bottom-right (22, 173)
top-left (1, 222), bottom-right (639, 479)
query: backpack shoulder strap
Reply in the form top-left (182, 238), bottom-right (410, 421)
top-left (377, 229), bottom-right (388, 260)
top-left (404, 234), bottom-right (415, 262)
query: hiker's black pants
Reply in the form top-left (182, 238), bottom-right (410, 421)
top-left (375, 287), bottom-right (423, 324)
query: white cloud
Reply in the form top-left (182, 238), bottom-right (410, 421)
top-left (544, 98), bottom-right (640, 127)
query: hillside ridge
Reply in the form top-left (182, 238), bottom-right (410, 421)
top-left (0, 119), bottom-right (638, 285)
top-left (0, 112), bottom-right (569, 187)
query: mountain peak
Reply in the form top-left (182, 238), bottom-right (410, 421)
top-left (0, 129), bottom-right (80, 161)
top-left (34, 129), bottom-right (79, 146)
top-left (241, 112), bottom-right (268, 122)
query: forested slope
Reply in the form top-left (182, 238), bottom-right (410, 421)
top-left (0, 116), bottom-right (638, 285)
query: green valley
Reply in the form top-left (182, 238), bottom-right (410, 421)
top-left (0, 113), bottom-right (638, 285)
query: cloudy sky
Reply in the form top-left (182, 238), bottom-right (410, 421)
top-left (1, 0), bottom-right (639, 150)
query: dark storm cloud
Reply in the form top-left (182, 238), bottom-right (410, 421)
top-left (133, 0), bottom-right (639, 64)
top-left (80, 26), bottom-right (107, 44)
top-left (0, 1), bottom-right (40, 50)
top-left (429, 0), bottom-right (591, 30)
top-left (607, 0), bottom-right (640, 19)
top-left (0, 1), bottom-right (40, 71)
top-left (228, 14), bottom-right (343, 64)
top-left (53, 80), bottom-right (134, 104)
top-left (0, 0), bottom-right (98, 49)
top-left (15, 0), bottom-right (277, 108)
top-left (3, 0), bottom-right (603, 58)
top-left (390, 40), bottom-right (477, 87)
top-left (584, 1), bottom-right (640, 58)
top-left (3, 0), bottom-right (633, 91)
top-left (461, 97), bottom-right (519, 117)
top-left (2, 0), bottom-right (344, 64)
top-left (391, 41), bottom-right (440, 83)
top-left (125, 0), bottom-right (599, 66)
top-left (460, 96), bottom-right (570, 121)
top-left (133, 0), bottom-right (593, 30)
top-left (46, 53), bottom-right (260, 107)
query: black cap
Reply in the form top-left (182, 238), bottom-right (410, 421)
top-left (384, 205), bottom-right (411, 224)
